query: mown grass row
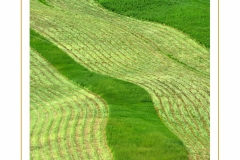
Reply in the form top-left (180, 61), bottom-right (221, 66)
top-left (96, 0), bottom-right (210, 48)
top-left (30, 29), bottom-right (189, 159)
top-left (30, 0), bottom-right (209, 159)
top-left (30, 49), bottom-right (113, 159)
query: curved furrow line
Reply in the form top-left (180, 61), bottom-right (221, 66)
top-left (155, 78), bottom-right (209, 123)
top-left (164, 78), bottom-right (210, 126)
top-left (31, 85), bottom-right (68, 159)
top-left (31, 92), bottom-right (64, 158)
top-left (161, 79), bottom-right (209, 127)
top-left (31, 90), bottom-right (57, 160)
top-left (30, 78), bottom-right (43, 139)
top-left (58, 95), bottom-right (85, 159)
top-left (81, 97), bottom-right (101, 159)
top-left (31, 67), bottom-right (52, 86)
top-left (69, 109), bottom-right (82, 159)
top-left (31, 88), bottom-right (61, 160)
top-left (72, 94), bottom-right (101, 159)
top-left (65, 98), bottom-right (87, 159)
top-left (30, 105), bottom-right (38, 138)
top-left (94, 101), bottom-right (109, 160)
top-left (30, 101), bottom-right (48, 160)
top-left (83, 94), bottom-right (111, 160)
top-left (30, 49), bottom-right (113, 159)
top-left (83, 100), bottom-right (97, 160)
top-left (68, 96), bottom-right (88, 159)
top-left (155, 81), bottom-right (209, 145)
top-left (92, 105), bottom-right (107, 160)
top-left (74, 99), bottom-right (89, 159)
top-left (86, 92), bottom-right (113, 160)
top-left (80, 95), bottom-right (112, 160)
top-left (84, 100), bottom-right (101, 160)
top-left (63, 96), bottom-right (88, 159)
top-left (45, 89), bottom-right (73, 159)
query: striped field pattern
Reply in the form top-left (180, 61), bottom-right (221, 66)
top-left (30, 49), bottom-right (113, 160)
top-left (31, 0), bottom-right (210, 159)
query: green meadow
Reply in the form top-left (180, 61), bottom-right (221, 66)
top-left (96, 0), bottom-right (210, 48)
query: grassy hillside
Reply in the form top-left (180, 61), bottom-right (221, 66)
top-left (30, 0), bottom-right (209, 159)
top-left (31, 29), bottom-right (188, 159)
top-left (96, 0), bottom-right (210, 48)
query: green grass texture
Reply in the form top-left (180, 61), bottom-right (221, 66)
top-left (30, 28), bottom-right (189, 159)
top-left (96, 0), bottom-right (210, 48)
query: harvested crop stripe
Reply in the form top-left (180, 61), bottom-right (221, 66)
top-left (31, 0), bottom-right (209, 159)
top-left (30, 49), bottom-right (113, 159)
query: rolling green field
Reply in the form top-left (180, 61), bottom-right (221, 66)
top-left (30, 0), bottom-right (209, 159)
top-left (31, 29), bottom-right (188, 159)
top-left (96, 0), bottom-right (210, 48)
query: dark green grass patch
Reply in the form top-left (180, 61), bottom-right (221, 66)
top-left (96, 0), bottom-right (210, 48)
top-left (30, 29), bottom-right (188, 159)
top-left (38, 0), bottom-right (51, 7)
